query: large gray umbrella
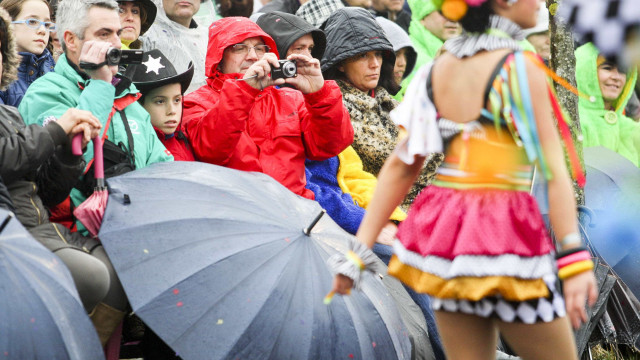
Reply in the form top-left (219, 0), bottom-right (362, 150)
top-left (0, 210), bottom-right (104, 360)
top-left (98, 162), bottom-right (412, 360)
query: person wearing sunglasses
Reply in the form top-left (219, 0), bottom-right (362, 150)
top-left (182, 16), bottom-right (353, 201)
top-left (0, 0), bottom-right (55, 107)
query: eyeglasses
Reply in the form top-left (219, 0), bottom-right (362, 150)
top-left (229, 44), bottom-right (270, 56)
top-left (12, 19), bottom-right (56, 31)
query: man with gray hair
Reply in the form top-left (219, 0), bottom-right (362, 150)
top-left (18, 0), bottom-right (173, 346)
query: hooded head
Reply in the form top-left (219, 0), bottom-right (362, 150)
top-left (206, 17), bottom-right (278, 79)
top-left (0, 7), bottom-right (18, 90)
top-left (321, 7), bottom-right (398, 94)
top-left (256, 11), bottom-right (326, 60)
top-left (375, 16), bottom-right (416, 79)
top-left (408, 0), bottom-right (436, 21)
top-left (576, 42), bottom-right (637, 116)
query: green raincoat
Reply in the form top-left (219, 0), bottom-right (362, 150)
top-left (397, 0), bottom-right (441, 100)
top-left (19, 54), bottom-right (173, 213)
top-left (575, 43), bottom-right (640, 167)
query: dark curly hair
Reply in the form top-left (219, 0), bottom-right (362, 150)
top-left (459, 1), bottom-right (494, 33)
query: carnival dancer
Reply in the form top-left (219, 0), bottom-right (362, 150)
top-left (329, 0), bottom-right (598, 358)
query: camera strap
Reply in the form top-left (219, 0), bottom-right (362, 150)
top-left (117, 109), bottom-right (136, 165)
top-left (78, 60), bottom-right (109, 70)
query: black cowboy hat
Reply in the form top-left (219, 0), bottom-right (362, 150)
top-left (129, 49), bottom-right (194, 95)
top-left (117, 0), bottom-right (157, 36)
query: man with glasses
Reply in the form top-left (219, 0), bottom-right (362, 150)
top-left (183, 16), bottom-right (353, 200)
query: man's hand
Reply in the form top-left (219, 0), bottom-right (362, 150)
top-left (283, 54), bottom-right (324, 94)
top-left (241, 53), bottom-right (285, 90)
top-left (57, 108), bottom-right (102, 148)
top-left (78, 40), bottom-right (118, 83)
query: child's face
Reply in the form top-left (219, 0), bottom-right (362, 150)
top-left (13, 0), bottom-right (51, 55)
top-left (142, 83), bottom-right (183, 135)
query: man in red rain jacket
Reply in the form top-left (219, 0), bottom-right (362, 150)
top-left (183, 17), bottom-right (353, 199)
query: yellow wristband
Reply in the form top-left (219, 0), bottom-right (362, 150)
top-left (558, 259), bottom-right (594, 280)
top-left (346, 250), bottom-right (365, 271)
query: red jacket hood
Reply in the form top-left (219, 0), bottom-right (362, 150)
top-left (206, 17), bottom-right (279, 79)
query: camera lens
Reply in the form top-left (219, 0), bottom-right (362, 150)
top-left (106, 48), bottom-right (121, 65)
top-left (282, 61), bottom-right (297, 77)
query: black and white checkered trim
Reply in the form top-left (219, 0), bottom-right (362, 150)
top-left (559, 0), bottom-right (640, 62)
top-left (431, 275), bottom-right (566, 324)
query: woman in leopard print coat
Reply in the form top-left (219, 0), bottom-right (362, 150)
top-left (321, 8), bottom-right (442, 208)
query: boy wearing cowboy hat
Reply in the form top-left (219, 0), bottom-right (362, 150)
top-left (129, 49), bottom-right (196, 161)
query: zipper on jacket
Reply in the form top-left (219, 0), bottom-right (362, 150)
top-left (29, 182), bottom-right (42, 225)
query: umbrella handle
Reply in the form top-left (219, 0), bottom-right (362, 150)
top-left (93, 135), bottom-right (104, 181)
top-left (71, 133), bottom-right (83, 156)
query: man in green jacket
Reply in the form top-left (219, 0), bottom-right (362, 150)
top-left (18, 0), bottom-right (173, 346)
top-left (19, 0), bottom-right (173, 212)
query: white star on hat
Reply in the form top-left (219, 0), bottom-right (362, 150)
top-left (143, 55), bottom-right (165, 75)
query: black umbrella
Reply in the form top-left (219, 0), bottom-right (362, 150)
top-left (98, 162), bottom-right (412, 360)
top-left (0, 210), bottom-right (104, 359)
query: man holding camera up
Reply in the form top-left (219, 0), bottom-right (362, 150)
top-left (19, 1), bottom-right (172, 228)
top-left (183, 17), bottom-right (353, 200)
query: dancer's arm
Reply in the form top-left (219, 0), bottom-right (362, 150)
top-left (331, 149), bottom-right (425, 295)
top-left (527, 60), bottom-right (598, 329)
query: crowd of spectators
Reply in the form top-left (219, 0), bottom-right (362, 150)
top-left (0, 0), bottom-right (638, 357)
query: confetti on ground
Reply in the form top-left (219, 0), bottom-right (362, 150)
top-left (217, 319), bottom-right (224, 325)
top-left (143, 249), bottom-right (149, 254)
top-left (372, 342), bottom-right (376, 348)
top-left (173, 289), bottom-right (179, 295)
top-left (176, 301), bottom-right (183, 307)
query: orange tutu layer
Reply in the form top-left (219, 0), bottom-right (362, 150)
top-left (388, 255), bottom-right (550, 301)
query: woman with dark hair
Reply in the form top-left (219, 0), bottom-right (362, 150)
top-left (117, 0), bottom-right (156, 49)
top-left (322, 7), bottom-right (441, 208)
top-left (329, 0), bottom-right (598, 359)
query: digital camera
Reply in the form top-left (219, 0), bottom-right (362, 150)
top-left (271, 60), bottom-right (297, 80)
top-left (105, 48), bottom-right (144, 66)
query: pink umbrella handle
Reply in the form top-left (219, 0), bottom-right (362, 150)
top-left (93, 136), bottom-right (104, 180)
top-left (71, 133), bottom-right (83, 156)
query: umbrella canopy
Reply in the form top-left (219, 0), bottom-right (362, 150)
top-left (0, 210), bottom-right (104, 360)
top-left (558, 0), bottom-right (640, 66)
top-left (98, 162), bottom-right (412, 360)
top-left (582, 147), bottom-right (640, 299)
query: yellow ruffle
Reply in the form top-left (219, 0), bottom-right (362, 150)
top-left (388, 255), bottom-right (550, 301)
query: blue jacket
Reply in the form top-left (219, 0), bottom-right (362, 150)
top-left (0, 50), bottom-right (55, 107)
top-left (305, 157), bottom-right (365, 235)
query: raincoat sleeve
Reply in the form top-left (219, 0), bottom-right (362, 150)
top-left (336, 146), bottom-right (406, 222)
top-left (36, 143), bottom-right (86, 207)
top-left (184, 80), bottom-right (261, 167)
top-left (0, 106), bottom-right (70, 183)
top-left (19, 76), bottom-right (115, 129)
top-left (298, 80), bottom-right (354, 161)
top-left (305, 158), bottom-right (366, 235)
